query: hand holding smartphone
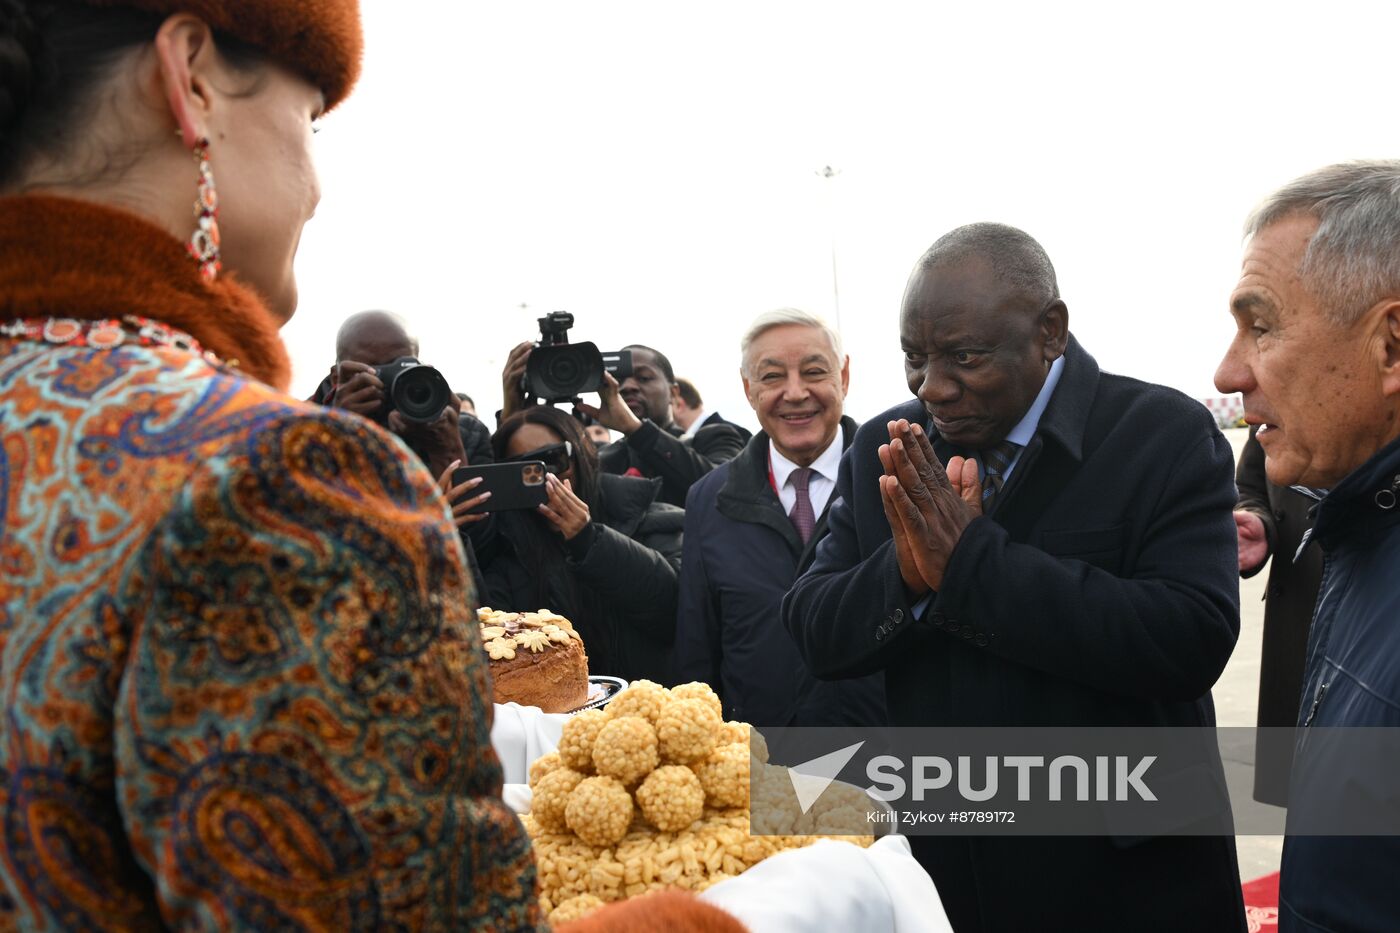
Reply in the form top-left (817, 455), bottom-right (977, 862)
top-left (451, 461), bottom-right (549, 514)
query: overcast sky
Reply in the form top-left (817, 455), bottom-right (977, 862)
top-left (280, 0), bottom-right (1399, 432)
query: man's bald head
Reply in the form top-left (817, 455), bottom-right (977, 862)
top-left (899, 223), bottom-right (1069, 450)
top-left (336, 311), bottom-right (419, 365)
top-left (915, 223), bottom-right (1059, 314)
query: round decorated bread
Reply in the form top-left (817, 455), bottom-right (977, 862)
top-left (479, 608), bottom-right (590, 713)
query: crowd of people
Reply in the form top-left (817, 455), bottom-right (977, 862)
top-left (3, 0), bottom-right (1400, 931)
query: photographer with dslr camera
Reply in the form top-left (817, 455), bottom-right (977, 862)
top-left (502, 313), bottom-right (745, 507)
top-left (317, 311), bottom-right (493, 478)
top-left (314, 312), bottom-right (494, 553)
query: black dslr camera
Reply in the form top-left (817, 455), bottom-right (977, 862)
top-left (524, 312), bottom-right (633, 403)
top-left (371, 357), bottom-right (453, 425)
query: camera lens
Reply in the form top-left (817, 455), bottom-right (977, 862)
top-left (546, 352), bottom-right (582, 388)
top-left (392, 364), bottom-right (452, 424)
top-left (525, 341), bottom-right (606, 402)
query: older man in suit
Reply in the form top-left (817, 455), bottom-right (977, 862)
top-left (675, 309), bottom-right (884, 727)
top-left (782, 224), bottom-right (1246, 932)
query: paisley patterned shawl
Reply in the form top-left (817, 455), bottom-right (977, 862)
top-left (0, 196), bottom-right (545, 930)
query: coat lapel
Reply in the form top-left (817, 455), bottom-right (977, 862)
top-left (717, 435), bottom-right (804, 555)
top-left (985, 336), bottom-right (1098, 539)
top-left (717, 417), bottom-right (858, 561)
top-left (920, 336), bottom-right (1099, 538)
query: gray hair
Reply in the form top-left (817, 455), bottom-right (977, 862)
top-left (739, 308), bottom-right (844, 376)
top-left (917, 222), bottom-right (1059, 309)
top-left (1246, 161), bottom-right (1400, 325)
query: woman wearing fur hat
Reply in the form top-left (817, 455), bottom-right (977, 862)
top-left (0, 3), bottom-right (738, 930)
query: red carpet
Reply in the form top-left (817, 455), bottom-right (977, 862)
top-left (1242, 872), bottom-right (1279, 932)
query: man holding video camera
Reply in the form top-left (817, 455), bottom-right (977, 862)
top-left (502, 318), bottom-right (746, 507)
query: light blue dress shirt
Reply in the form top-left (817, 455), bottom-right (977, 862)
top-left (976, 354), bottom-right (1065, 485)
top-left (910, 355), bottom-right (1066, 618)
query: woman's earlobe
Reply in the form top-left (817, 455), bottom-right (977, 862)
top-left (154, 14), bottom-right (216, 146)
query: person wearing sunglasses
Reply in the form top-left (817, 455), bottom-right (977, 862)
top-left (481, 406), bottom-right (684, 683)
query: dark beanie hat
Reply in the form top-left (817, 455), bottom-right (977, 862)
top-left (83, 0), bottom-right (363, 108)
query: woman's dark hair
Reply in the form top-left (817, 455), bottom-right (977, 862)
top-left (492, 406), bottom-right (601, 508)
top-left (0, 1), bottom-right (264, 190)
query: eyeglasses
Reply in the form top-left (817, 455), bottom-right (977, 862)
top-left (507, 440), bottom-right (573, 476)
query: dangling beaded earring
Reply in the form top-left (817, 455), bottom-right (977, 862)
top-left (187, 137), bottom-right (221, 281)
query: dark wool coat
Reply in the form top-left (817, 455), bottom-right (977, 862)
top-left (1235, 427), bottom-right (1323, 806)
top-left (675, 418), bottom-right (886, 727)
top-left (783, 336), bottom-right (1247, 933)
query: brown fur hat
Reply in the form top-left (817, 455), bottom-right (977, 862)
top-left (83, 0), bottom-right (363, 108)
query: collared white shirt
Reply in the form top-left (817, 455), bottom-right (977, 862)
top-left (680, 408), bottom-right (714, 439)
top-left (770, 435), bottom-right (843, 518)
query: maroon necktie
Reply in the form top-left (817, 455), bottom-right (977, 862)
top-left (789, 467), bottom-right (816, 544)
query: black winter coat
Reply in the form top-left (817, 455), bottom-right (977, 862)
top-left (1235, 426), bottom-right (1323, 806)
top-left (674, 419), bottom-right (885, 727)
top-left (782, 337), bottom-right (1246, 933)
top-left (457, 411), bottom-right (494, 466)
top-left (599, 418), bottom-right (746, 507)
top-left (696, 411), bottom-right (753, 443)
top-left (478, 471), bottom-right (682, 683)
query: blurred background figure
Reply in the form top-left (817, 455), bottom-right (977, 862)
top-left (480, 406), bottom-right (683, 682)
top-left (1233, 427), bottom-right (1322, 807)
top-left (674, 376), bottom-right (753, 441)
top-left (585, 422), bottom-right (613, 447)
top-left (672, 376), bottom-right (705, 432)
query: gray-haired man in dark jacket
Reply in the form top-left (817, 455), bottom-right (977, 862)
top-left (675, 309), bottom-right (885, 727)
top-left (1216, 160), bottom-right (1400, 933)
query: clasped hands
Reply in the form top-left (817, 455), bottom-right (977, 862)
top-left (878, 419), bottom-right (982, 597)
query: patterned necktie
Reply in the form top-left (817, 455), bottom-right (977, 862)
top-left (978, 441), bottom-right (1020, 514)
top-left (788, 467), bottom-right (817, 544)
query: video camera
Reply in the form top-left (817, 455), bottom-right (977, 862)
top-left (524, 312), bottom-right (633, 403)
top-left (370, 357), bottom-right (454, 425)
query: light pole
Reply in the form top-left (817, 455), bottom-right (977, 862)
top-left (817, 165), bottom-right (842, 332)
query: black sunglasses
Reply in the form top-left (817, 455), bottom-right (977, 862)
top-left (507, 440), bottom-right (573, 475)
